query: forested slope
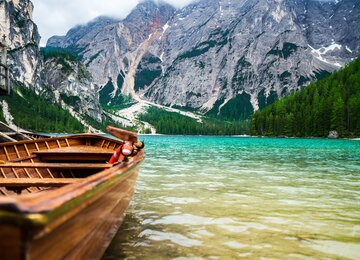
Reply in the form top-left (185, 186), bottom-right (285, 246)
top-left (251, 57), bottom-right (360, 137)
top-left (1, 83), bottom-right (84, 133)
top-left (140, 107), bottom-right (250, 135)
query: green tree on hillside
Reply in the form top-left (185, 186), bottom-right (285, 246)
top-left (251, 57), bottom-right (360, 137)
top-left (2, 83), bottom-right (84, 133)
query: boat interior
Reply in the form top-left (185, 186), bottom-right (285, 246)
top-left (0, 135), bottom-right (122, 196)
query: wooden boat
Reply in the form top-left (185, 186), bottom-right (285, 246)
top-left (0, 122), bottom-right (33, 143)
top-left (0, 130), bottom-right (145, 260)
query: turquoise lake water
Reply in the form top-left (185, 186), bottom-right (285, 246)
top-left (103, 136), bottom-right (360, 259)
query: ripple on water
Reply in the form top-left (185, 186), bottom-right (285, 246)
top-left (278, 199), bottom-right (307, 206)
top-left (218, 225), bottom-right (249, 234)
top-left (151, 214), bottom-right (237, 226)
top-left (261, 216), bottom-right (289, 225)
top-left (173, 257), bottom-right (205, 260)
top-left (192, 229), bottom-right (215, 238)
top-left (161, 183), bottom-right (185, 188)
top-left (309, 240), bottom-right (360, 260)
top-left (139, 229), bottom-right (203, 247)
top-left (223, 241), bottom-right (248, 249)
top-left (103, 136), bottom-right (360, 259)
top-left (224, 193), bottom-right (249, 198)
top-left (191, 182), bottom-right (225, 187)
top-left (162, 197), bottom-right (201, 204)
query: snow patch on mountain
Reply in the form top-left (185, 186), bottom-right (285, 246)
top-left (308, 44), bottom-right (343, 67)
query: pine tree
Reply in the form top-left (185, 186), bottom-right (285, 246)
top-left (250, 57), bottom-right (360, 137)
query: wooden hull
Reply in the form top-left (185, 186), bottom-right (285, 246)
top-left (0, 134), bottom-right (145, 260)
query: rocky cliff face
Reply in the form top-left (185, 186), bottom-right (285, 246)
top-left (40, 54), bottom-right (102, 122)
top-left (47, 1), bottom-right (176, 98)
top-left (47, 0), bottom-right (360, 119)
top-left (0, 0), bottom-right (41, 87)
top-left (144, 0), bottom-right (360, 117)
top-left (0, 0), bottom-right (103, 124)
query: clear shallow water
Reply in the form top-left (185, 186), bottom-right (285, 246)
top-left (103, 136), bottom-right (360, 259)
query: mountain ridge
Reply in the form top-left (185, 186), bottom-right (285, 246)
top-left (47, 0), bottom-right (360, 119)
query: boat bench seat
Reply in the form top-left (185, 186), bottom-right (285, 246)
top-left (33, 146), bottom-right (115, 162)
top-left (1, 163), bottom-right (112, 169)
top-left (0, 178), bottom-right (82, 187)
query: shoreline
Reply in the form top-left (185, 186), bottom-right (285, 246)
top-left (29, 132), bottom-right (360, 140)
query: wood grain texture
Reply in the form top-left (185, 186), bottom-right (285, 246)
top-left (0, 225), bottom-right (23, 260)
top-left (28, 170), bottom-right (138, 260)
top-left (0, 133), bottom-right (144, 260)
top-left (1, 163), bottom-right (112, 169)
top-left (0, 178), bottom-right (81, 187)
top-left (106, 126), bottom-right (138, 143)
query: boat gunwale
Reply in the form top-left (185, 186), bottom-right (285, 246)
top-left (0, 133), bottom-right (120, 147)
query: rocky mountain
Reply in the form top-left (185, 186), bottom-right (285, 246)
top-left (40, 49), bottom-right (102, 122)
top-left (47, 1), bottom-right (176, 98)
top-left (1, 0), bottom-right (359, 133)
top-left (146, 0), bottom-right (360, 116)
top-left (0, 0), bottom-right (41, 87)
top-left (0, 0), bottom-right (103, 129)
top-left (47, 0), bottom-right (360, 120)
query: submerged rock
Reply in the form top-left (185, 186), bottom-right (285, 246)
top-left (328, 130), bottom-right (339, 139)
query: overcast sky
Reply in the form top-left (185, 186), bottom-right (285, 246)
top-left (32, 0), bottom-right (195, 46)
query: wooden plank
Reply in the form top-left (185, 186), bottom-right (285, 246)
top-left (106, 126), bottom-right (138, 142)
top-left (0, 226), bottom-right (22, 260)
top-left (27, 172), bottom-right (138, 260)
top-left (8, 155), bottom-right (37, 162)
top-left (23, 144), bottom-right (43, 179)
top-left (69, 169), bottom-right (76, 178)
top-left (3, 146), bottom-right (10, 160)
top-left (44, 141), bottom-right (50, 149)
top-left (0, 134), bottom-right (119, 148)
top-left (33, 146), bottom-right (114, 154)
top-left (1, 163), bottom-right (112, 169)
top-left (46, 168), bottom-right (55, 178)
top-left (1, 132), bottom-right (17, 136)
top-left (59, 170), bottom-right (65, 178)
top-left (14, 145), bottom-right (20, 159)
top-left (0, 178), bottom-right (82, 187)
top-left (23, 143), bottom-right (30, 156)
top-left (11, 168), bottom-right (20, 178)
top-left (0, 132), bottom-right (16, 142)
top-left (32, 146), bottom-right (114, 162)
top-left (0, 168), bottom-right (6, 178)
top-left (36, 153), bottom-right (112, 162)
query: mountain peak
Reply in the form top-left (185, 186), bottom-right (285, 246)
top-left (125, 0), bottom-right (175, 26)
top-left (46, 0), bottom-right (359, 119)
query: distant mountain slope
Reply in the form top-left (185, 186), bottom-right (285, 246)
top-left (0, 0), bottom-right (105, 131)
top-left (47, 1), bottom-right (176, 98)
top-left (251, 56), bottom-right (360, 137)
top-left (1, 83), bottom-right (85, 133)
top-left (47, 0), bottom-right (360, 120)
